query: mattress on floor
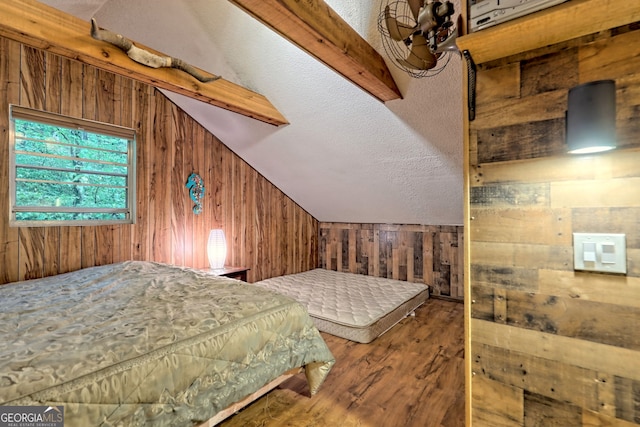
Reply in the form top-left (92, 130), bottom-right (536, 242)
top-left (253, 269), bottom-right (429, 343)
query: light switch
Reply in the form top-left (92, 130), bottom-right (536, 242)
top-left (583, 242), bottom-right (596, 262)
top-left (601, 242), bottom-right (616, 264)
top-left (573, 233), bottom-right (626, 274)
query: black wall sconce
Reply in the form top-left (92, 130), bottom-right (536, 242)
top-left (566, 80), bottom-right (617, 154)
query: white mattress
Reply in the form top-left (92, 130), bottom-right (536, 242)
top-left (253, 269), bottom-right (429, 343)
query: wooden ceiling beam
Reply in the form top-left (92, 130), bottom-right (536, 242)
top-left (228, 0), bottom-right (402, 102)
top-left (0, 0), bottom-right (288, 126)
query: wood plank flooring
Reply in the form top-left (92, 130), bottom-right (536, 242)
top-left (220, 298), bottom-right (465, 427)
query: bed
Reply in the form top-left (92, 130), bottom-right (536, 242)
top-left (253, 269), bottom-right (430, 343)
top-left (0, 261), bottom-right (334, 427)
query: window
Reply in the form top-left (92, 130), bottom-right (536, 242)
top-left (9, 105), bottom-right (136, 226)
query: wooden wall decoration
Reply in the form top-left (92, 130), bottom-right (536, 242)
top-left (0, 35), bottom-right (317, 286)
top-left (319, 223), bottom-right (464, 300)
top-left (468, 24), bottom-right (640, 426)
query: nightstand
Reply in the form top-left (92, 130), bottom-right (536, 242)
top-left (202, 266), bottom-right (249, 282)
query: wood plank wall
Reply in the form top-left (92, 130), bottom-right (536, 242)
top-left (469, 24), bottom-right (640, 426)
top-left (0, 36), bottom-right (318, 285)
top-left (319, 223), bottom-right (464, 300)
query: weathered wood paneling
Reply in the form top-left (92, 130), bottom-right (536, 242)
top-left (319, 223), bottom-right (464, 300)
top-left (0, 36), bottom-right (317, 285)
top-left (0, 38), bottom-right (19, 284)
top-left (469, 23), bottom-right (640, 426)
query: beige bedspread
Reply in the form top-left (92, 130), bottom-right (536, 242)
top-left (0, 261), bottom-right (334, 426)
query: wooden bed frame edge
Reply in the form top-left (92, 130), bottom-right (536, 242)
top-left (196, 367), bottom-right (304, 426)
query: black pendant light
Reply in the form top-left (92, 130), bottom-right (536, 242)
top-left (566, 80), bottom-right (616, 154)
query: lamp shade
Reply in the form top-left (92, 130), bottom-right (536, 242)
top-left (566, 80), bottom-right (616, 154)
top-left (207, 229), bottom-right (227, 269)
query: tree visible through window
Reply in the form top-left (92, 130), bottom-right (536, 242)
top-left (9, 105), bottom-right (136, 226)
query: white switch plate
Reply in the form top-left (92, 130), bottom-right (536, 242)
top-left (573, 233), bottom-right (626, 274)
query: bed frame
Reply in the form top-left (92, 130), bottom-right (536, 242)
top-left (197, 368), bottom-right (303, 426)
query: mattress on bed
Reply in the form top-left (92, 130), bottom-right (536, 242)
top-left (0, 261), bottom-right (334, 427)
top-left (253, 269), bottom-right (429, 343)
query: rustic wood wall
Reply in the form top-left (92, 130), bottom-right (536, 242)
top-left (319, 223), bottom-right (464, 300)
top-left (0, 36), bottom-right (318, 285)
top-left (469, 24), bottom-right (640, 425)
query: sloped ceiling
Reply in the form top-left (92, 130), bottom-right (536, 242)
top-left (40, 0), bottom-right (464, 225)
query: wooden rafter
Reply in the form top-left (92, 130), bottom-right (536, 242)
top-left (228, 0), bottom-right (402, 102)
top-left (0, 0), bottom-right (288, 126)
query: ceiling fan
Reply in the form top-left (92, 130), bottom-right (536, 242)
top-left (378, 0), bottom-right (459, 78)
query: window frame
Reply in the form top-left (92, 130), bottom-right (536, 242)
top-left (9, 105), bottom-right (137, 227)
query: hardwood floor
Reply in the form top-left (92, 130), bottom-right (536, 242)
top-left (220, 298), bottom-right (465, 427)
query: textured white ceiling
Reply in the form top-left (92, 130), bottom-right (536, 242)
top-left (41, 0), bottom-right (464, 225)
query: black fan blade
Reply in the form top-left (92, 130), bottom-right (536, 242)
top-left (384, 6), bottom-right (415, 41)
top-left (398, 34), bottom-right (437, 70)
